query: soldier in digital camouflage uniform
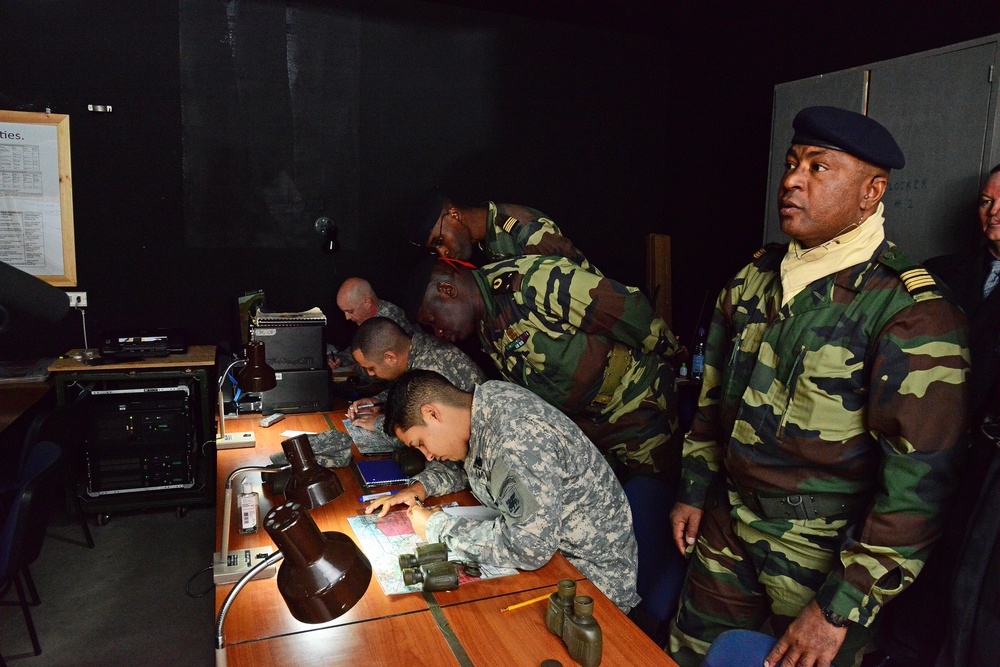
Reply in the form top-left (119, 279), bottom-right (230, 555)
top-left (366, 369), bottom-right (640, 612)
top-left (344, 316), bottom-right (487, 445)
top-left (329, 277), bottom-right (414, 372)
top-left (407, 190), bottom-right (600, 274)
top-left (668, 107), bottom-right (970, 667)
top-left (405, 253), bottom-right (680, 479)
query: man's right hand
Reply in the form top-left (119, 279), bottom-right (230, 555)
top-left (365, 482), bottom-right (427, 518)
top-left (347, 399), bottom-right (383, 420)
top-left (670, 502), bottom-right (703, 556)
top-left (327, 355), bottom-right (342, 370)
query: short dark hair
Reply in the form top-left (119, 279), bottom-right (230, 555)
top-left (990, 163), bottom-right (1000, 176)
top-left (351, 317), bottom-right (410, 358)
top-left (382, 369), bottom-right (470, 436)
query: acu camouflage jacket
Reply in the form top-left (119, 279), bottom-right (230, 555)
top-left (680, 241), bottom-right (970, 626)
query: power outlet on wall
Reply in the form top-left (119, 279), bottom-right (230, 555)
top-left (67, 291), bottom-right (88, 307)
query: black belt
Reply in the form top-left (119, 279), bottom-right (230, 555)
top-left (741, 491), bottom-right (866, 521)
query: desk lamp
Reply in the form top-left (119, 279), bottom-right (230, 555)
top-left (217, 340), bottom-right (276, 449)
top-left (214, 434), bottom-right (346, 585)
top-left (215, 500), bottom-right (372, 667)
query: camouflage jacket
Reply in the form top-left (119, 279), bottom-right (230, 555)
top-left (471, 255), bottom-right (678, 416)
top-left (679, 241), bottom-right (970, 626)
top-left (421, 381), bottom-right (640, 612)
top-left (374, 331), bottom-right (487, 432)
top-left (482, 201), bottom-right (599, 274)
top-left (375, 299), bottom-right (415, 335)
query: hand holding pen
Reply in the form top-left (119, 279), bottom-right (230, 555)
top-left (364, 482), bottom-right (427, 518)
top-left (347, 399), bottom-right (383, 420)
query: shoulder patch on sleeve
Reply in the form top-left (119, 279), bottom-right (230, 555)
top-left (879, 251), bottom-right (940, 297)
top-left (499, 215), bottom-right (522, 235)
top-left (752, 243), bottom-right (787, 270)
top-left (491, 271), bottom-right (521, 293)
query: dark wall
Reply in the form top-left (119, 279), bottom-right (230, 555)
top-left (2, 0), bottom-right (999, 361)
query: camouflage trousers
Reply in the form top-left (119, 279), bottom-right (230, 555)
top-left (668, 498), bottom-right (873, 667)
top-left (572, 363), bottom-right (679, 482)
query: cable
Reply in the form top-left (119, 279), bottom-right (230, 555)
top-left (77, 306), bottom-right (89, 349)
top-left (186, 563), bottom-right (214, 598)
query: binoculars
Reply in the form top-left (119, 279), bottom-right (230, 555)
top-left (401, 560), bottom-right (460, 591)
top-left (546, 579), bottom-right (603, 667)
top-left (399, 542), bottom-right (457, 592)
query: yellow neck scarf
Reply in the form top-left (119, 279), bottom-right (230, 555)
top-left (780, 202), bottom-right (885, 307)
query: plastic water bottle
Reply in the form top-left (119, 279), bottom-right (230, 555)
top-left (691, 327), bottom-right (706, 382)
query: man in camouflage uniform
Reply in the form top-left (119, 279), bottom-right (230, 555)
top-left (335, 277), bottom-right (414, 331)
top-left (406, 254), bottom-right (680, 479)
top-left (329, 277), bottom-right (414, 371)
top-left (407, 190), bottom-right (599, 273)
top-left (366, 369), bottom-right (640, 612)
top-left (668, 107), bottom-right (970, 667)
top-left (344, 316), bottom-right (487, 443)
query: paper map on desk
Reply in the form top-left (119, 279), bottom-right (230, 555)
top-left (344, 418), bottom-right (397, 455)
top-left (346, 508), bottom-right (517, 595)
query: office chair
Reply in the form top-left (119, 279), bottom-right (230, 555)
top-left (0, 440), bottom-right (63, 662)
top-left (623, 476), bottom-right (688, 645)
top-left (19, 403), bottom-right (94, 548)
top-left (701, 629), bottom-right (778, 667)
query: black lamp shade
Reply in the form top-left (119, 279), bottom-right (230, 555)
top-left (238, 341), bottom-right (277, 392)
top-left (264, 501), bottom-right (372, 624)
top-left (282, 434), bottom-right (344, 507)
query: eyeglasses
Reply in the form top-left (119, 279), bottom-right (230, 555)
top-left (429, 214), bottom-right (445, 253)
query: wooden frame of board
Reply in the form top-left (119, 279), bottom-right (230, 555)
top-left (0, 110), bottom-right (76, 286)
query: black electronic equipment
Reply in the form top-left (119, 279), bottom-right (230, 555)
top-left (99, 328), bottom-right (187, 359)
top-left (261, 369), bottom-right (332, 415)
top-left (82, 385), bottom-right (195, 496)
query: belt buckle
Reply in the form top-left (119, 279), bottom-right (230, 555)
top-left (782, 494), bottom-right (815, 520)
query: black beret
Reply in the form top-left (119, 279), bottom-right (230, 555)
top-left (406, 189), bottom-right (447, 247)
top-left (791, 106), bottom-right (905, 170)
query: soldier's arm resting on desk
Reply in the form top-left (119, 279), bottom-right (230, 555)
top-left (423, 449), bottom-right (561, 571)
top-left (365, 481), bottom-right (428, 518)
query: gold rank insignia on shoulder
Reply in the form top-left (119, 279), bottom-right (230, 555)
top-left (899, 267), bottom-right (937, 295)
top-left (491, 271), bottom-right (519, 293)
top-left (753, 247), bottom-right (768, 259)
top-left (501, 216), bottom-right (520, 234)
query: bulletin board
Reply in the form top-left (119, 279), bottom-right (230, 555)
top-left (0, 110), bottom-right (76, 286)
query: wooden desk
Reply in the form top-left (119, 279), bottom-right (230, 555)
top-left (0, 380), bottom-right (52, 434)
top-left (216, 409), bottom-right (677, 666)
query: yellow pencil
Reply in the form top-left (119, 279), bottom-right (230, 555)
top-left (500, 592), bottom-right (550, 613)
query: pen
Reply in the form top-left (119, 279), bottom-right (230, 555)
top-left (500, 593), bottom-right (551, 613)
top-left (359, 490), bottom-right (397, 502)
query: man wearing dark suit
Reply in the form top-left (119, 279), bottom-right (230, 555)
top-left (882, 164), bottom-right (1000, 666)
top-left (924, 164), bottom-right (1000, 418)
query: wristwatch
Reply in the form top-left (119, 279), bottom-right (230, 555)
top-left (820, 606), bottom-right (851, 628)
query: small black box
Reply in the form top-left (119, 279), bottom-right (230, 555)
top-left (261, 369), bottom-right (332, 415)
top-left (251, 322), bottom-right (324, 370)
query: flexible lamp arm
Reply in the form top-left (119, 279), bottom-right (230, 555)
top-left (215, 550), bottom-right (285, 667)
top-left (216, 358), bottom-right (247, 439)
top-left (220, 465), bottom-right (292, 571)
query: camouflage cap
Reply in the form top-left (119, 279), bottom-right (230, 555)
top-left (792, 106), bottom-right (905, 170)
